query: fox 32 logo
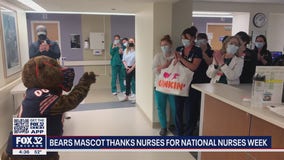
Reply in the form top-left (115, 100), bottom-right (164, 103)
top-left (12, 135), bottom-right (46, 155)
top-left (14, 135), bottom-right (45, 148)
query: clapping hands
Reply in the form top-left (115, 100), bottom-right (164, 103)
top-left (213, 50), bottom-right (224, 66)
top-left (39, 41), bottom-right (49, 52)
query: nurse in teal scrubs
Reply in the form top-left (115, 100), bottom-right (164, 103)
top-left (110, 34), bottom-right (125, 95)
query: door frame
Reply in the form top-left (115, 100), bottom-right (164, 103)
top-left (31, 21), bottom-right (61, 48)
top-left (206, 23), bottom-right (232, 49)
top-left (206, 23), bottom-right (232, 34)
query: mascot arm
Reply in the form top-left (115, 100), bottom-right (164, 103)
top-left (49, 72), bottom-right (96, 115)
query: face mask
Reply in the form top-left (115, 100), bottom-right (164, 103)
top-left (196, 39), bottom-right (207, 47)
top-left (38, 34), bottom-right (47, 41)
top-left (59, 67), bottom-right (75, 92)
top-left (226, 44), bottom-right (239, 54)
top-left (123, 42), bottom-right (128, 47)
top-left (113, 39), bottom-right (120, 45)
top-left (161, 46), bottom-right (171, 55)
top-left (182, 39), bottom-right (190, 47)
top-left (255, 42), bottom-right (264, 49)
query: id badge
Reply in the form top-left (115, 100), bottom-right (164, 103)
top-left (188, 57), bottom-right (192, 62)
top-left (215, 71), bottom-right (223, 82)
top-left (215, 74), bottom-right (221, 82)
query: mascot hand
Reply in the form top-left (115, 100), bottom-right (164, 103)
top-left (79, 72), bottom-right (96, 85)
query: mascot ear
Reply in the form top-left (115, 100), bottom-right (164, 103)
top-left (22, 58), bottom-right (40, 88)
top-left (22, 56), bottom-right (62, 89)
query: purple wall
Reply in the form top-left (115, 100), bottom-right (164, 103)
top-left (26, 13), bottom-right (83, 83)
top-left (111, 15), bottom-right (135, 41)
top-left (193, 17), bottom-right (232, 33)
top-left (26, 14), bottom-right (135, 84)
top-left (26, 13), bottom-right (83, 60)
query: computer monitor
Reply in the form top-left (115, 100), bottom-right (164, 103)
top-left (271, 51), bottom-right (282, 61)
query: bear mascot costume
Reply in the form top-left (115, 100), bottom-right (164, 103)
top-left (1, 55), bottom-right (96, 160)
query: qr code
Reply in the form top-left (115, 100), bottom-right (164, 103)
top-left (13, 118), bottom-right (29, 134)
top-left (13, 118), bottom-right (46, 135)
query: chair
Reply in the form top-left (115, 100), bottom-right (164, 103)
top-left (273, 55), bottom-right (284, 66)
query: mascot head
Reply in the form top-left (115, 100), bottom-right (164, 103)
top-left (22, 55), bottom-right (75, 92)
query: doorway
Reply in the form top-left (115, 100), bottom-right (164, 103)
top-left (207, 23), bottom-right (232, 50)
top-left (31, 21), bottom-right (61, 46)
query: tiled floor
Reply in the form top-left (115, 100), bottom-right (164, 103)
top-left (83, 87), bottom-right (118, 103)
top-left (60, 88), bottom-right (196, 160)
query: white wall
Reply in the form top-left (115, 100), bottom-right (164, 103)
top-left (135, 2), bottom-right (173, 126)
top-left (172, 0), bottom-right (193, 49)
top-left (232, 12), bottom-right (250, 35)
top-left (135, 0), bottom-right (193, 127)
top-left (17, 11), bottom-right (30, 66)
top-left (153, 2), bottom-right (172, 54)
top-left (0, 78), bottom-right (21, 150)
top-left (0, 2), bottom-right (29, 87)
top-left (0, 1), bottom-right (29, 150)
top-left (193, 1), bottom-right (284, 51)
top-left (267, 13), bottom-right (284, 51)
top-left (153, 2), bottom-right (173, 125)
top-left (135, 3), bottom-right (155, 123)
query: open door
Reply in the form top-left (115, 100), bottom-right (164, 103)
top-left (207, 23), bottom-right (232, 50)
top-left (31, 21), bottom-right (61, 46)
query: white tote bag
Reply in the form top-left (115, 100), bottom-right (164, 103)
top-left (156, 61), bottom-right (194, 97)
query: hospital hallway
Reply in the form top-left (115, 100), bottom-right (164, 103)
top-left (60, 88), bottom-right (196, 160)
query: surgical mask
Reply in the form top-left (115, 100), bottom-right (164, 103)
top-left (196, 39), bottom-right (207, 47)
top-left (226, 44), bottom-right (239, 54)
top-left (38, 34), bottom-right (47, 41)
top-left (161, 46), bottom-right (171, 55)
top-left (182, 39), bottom-right (190, 47)
top-left (59, 67), bottom-right (75, 92)
top-left (255, 42), bottom-right (265, 49)
top-left (113, 39), bottom-right (120, 45)
top-left (123, 42), bottom-right (128, 47)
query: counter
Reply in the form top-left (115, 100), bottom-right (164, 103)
top-left (10, 82), bottom-right (26, 114)
top-left (192, 83), bottom-right (284, 160)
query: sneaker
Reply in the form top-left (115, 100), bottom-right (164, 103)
top-left (168, 125), bottom-right (176, 134)
top-left (112, 92), bottom-right (117, 95)
top-left (120, 96), bottom-right (128, 102)
top-left (130, 94), bottom-right (135, 98)
top-left (131, 100), bottom-right (136, 104)
top-left (159, 128), bottom-right (167, 136)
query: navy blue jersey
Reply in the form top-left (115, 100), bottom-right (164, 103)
top-left (199, 48), bottom-right (213, 83)
top-left (240, 48), bottom-right (257, 83)
top-left (6, 88), bottom-right (63, 156)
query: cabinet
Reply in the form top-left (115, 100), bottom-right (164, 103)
top-left (249, 116), bottom-right (284, 160)
top-left (201, 93), bottom-right (284, 160)
top-left (201, 95), bottom-right (250, 160)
